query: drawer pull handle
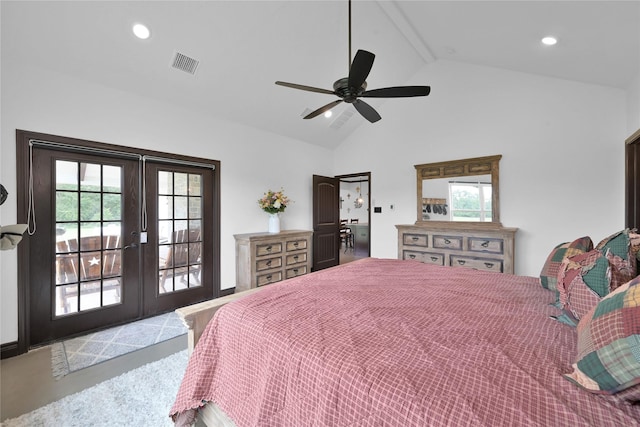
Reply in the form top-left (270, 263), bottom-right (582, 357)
top-left (430, 256), bottom-right (438, 261)
top-left (293, 255), bottom-right (299, 260)
top-left (481, 241), bottom-right (490, 248)
top-left (293, 242), bottom-right (299, 247)
top-left (266, 260), bottom-right (272, 266)
top-left (457, 260), bottom-right (466, 265)
top-left (484, 262), bottom-right (494, 268)
top-left (266, 275), bottom-right (272, 281)
top-left (266, 245), bottom-right (272, 252)
top-left (444, 238), bottom-right (451, 244)
top-left (293, 269), bottom-right (299, 274)
top-left (409, 254), bottom-right (416, 259)
top-left (411, 236), bottom-right (419, 241)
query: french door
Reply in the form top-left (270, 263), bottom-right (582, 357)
top-left (18, 131), bottom-right (219, 350)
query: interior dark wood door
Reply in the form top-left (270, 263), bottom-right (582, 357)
top-left (626, 130), bottom-right (640, 230)
top-left (28, 148), bottom-right (141, 346)
top-left (312, 174), bottom-right (340, 271)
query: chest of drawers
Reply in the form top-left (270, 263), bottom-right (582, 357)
top-left (396, 223), bottom-right (517, 274)
top-left (234, 230), bottom-right (313, 292)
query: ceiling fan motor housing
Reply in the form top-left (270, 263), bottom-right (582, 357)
top-left (333, 77), bottom-right (366, 103)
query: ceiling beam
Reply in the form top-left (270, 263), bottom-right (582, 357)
top-left (377, 0), bottom-right (436, 64)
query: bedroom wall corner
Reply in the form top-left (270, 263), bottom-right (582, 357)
top-left (334, 60), bottom-right (628, 279)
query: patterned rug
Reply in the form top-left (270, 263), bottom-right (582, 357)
top-left (51, 311), bottom-right (187, 379)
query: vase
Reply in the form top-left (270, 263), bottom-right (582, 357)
top-left (268, 213), bottom-right (280, 233)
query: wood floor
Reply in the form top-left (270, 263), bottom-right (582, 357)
top-left (0, 334), bottom-right (187, 422)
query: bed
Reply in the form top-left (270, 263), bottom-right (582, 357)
top-left (170, 257), bottom-right (640, 426)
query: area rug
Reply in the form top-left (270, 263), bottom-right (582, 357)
top-left (3, 349), bottom-right (188, 427)
top-left (51, 311), bottom-right (187, 379)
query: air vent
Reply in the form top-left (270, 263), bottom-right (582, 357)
top-left (330, 109), bottom-right (354, 130)
top-left (171, 51), bottom-right (199, 75)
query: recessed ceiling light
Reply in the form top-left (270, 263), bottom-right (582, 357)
top-left (133, 23), bottom-right (150, 40)
top-left (541, 36), bottom-right (557, 46)
top-left (324, 111), bottom-right (333, 118)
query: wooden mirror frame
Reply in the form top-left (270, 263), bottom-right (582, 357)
top-left (415, 155), bottom-right (502, 225)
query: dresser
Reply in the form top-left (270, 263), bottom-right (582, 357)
top-left (234, 230), bottom-right (313, 292)
top-left (396, 223), bottom-right (517, 274)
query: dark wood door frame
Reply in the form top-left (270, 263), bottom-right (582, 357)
top-left (13, 129), bottom-right (221, 356)
top-left (626, 128), bottom-right (640, 230)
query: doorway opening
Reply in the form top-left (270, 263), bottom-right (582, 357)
top-left (338, 173), bottom-right (370, 265)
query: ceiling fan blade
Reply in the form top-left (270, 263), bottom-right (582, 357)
top-left (348, 50), bottom-right (375, 90)
top-left (304, 100), bottom-right (344, 119)
top-left (361, 86), bottom-right (431, 98)
top-left (353, 99), bottom-right (381, 123)
top-left (275, 81), bottom-right (336, 95)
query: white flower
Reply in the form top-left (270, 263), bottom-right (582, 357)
top-left (273, 200), bottom-right (281, 209)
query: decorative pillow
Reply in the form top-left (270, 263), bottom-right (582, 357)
top-left (539, 236), bottom-right (593, 291)
top-left (558, 249), bottom-right (610, 321)
top-left (565, 276), bottom-right (640, 400)
top-left (595, 229), bottom-right (638, 278)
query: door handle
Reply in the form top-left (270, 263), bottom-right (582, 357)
top-left (124, 243), bottom-right (138, 250)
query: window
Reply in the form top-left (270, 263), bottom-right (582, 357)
top-left (449, 181), bottom-right (492, 222)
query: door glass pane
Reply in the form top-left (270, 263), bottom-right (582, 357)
top-left (56, 161), bottom-right (78, 190)
top-left (157, 171), bottom-right (203, 294)
top-left (158, 171), bottom-right (172, 194)
top-left (103, 165), bottom-right (121, 192)
top-left (174, 196), bottom-right (188, 219)
top-left (174, 173), bottom-right (188, 195)
top-left (55, 160), bottom-right (124, 317)
top-left (56, 191), bottom-right (78, 221)
top-left (80, 163), bottom-right (101, 192)
top-left (80, 192), bottom-right (101, 221)
top-left (103, 193), bottom-right (122, 221)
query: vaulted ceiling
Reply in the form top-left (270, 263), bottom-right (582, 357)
top-left (2, 1), bottom-right (638, 149)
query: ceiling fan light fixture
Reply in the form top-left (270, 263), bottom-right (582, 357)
top-left (324, 111), bottom-right (333, 118)
top-left (541, 36), bottom-right (557, 46)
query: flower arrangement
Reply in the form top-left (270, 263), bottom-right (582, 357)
top-left (258, 188), bottom-right (290, 214)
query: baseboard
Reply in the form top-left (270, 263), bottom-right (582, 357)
top-left (1, 341), bottom-right (19, 359)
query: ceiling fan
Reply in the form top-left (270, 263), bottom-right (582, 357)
top-left (275, 0), bottom-right (430, 123)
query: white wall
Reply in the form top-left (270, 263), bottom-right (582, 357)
top-left (334, 60), bottom-right (628, 278)
top-left (0, 64), bottom-right (333, 344)
top-left (628, 72), bottom-right (640, 135)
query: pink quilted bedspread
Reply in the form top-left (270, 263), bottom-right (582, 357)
top-left (171, 258), bottom-right (640, 426)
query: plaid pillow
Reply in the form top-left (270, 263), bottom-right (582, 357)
top-left (596, 229), bottom-right (638, 277)
top-left (565, 276), bottom-right (640, 400)
top-left (539, 236), bottom-right (593, 291)
top-left (558, 250), bottom-right (609, 321)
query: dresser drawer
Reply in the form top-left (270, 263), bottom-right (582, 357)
top-left (256, 242), bottom-right (282, 257)
top-left (286, 239), bottom-right (307, 252)
top-left (469, 237), bottom-right (504, 254)
top-left (256, 270), bottom-right (283, 286)
top-left (433, 235), bottom-right (463, 250)
top-left (450, 255), bottom-right (503, 273)
top-left (256, 256), bottom-right (282, 272)
top-left (403, 250), bottom-right (444, 266)
top-left (403, 233), bottom-right (428, 247)
top-left (286, 252), bottom-right (307, 266)
top-left (285, 265), bottom-right (307, 279)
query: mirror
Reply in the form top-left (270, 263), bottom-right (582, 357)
top-left (415, 155), bottom-right (501, 225)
